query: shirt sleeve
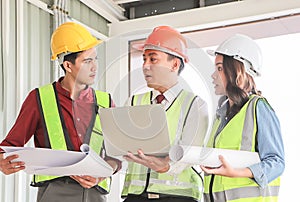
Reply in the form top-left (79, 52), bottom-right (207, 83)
top-left (124, 96), bottom-right (133, 106)
top-left (110, 99), bottom-right (116, 108)
top-left (0, 90), bottom-right (40, 147)
top-left (167, 96), bottom-right (209, 175)
top-left (248, 99), bottom-right (285, 188)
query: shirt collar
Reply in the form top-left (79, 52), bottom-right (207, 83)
top-left (216, 96), bottom-right (229, 119)
top-left (56, 77), bottom-right (94, 102)
top-left (151, 83), bottom-right (182, 103)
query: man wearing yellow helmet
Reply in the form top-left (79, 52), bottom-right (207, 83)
top-left (121, 26), bottom-right (209, 202)
top-left (0, 22), bottom-right (121, 202)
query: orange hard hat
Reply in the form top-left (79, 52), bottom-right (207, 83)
top-left (143, 26), bottom-right (189, 63)
top-left (51, 22), bottom-right (102, 60)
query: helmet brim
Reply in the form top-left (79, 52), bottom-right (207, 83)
top-left (132, 43), bottom-right (144, 51)
top-left (206, 49), bottom-right (216, 56)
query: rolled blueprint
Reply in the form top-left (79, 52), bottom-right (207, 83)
top-left (1, 144), bottom-right (113, 177)
top-left (169, 145), bottom-right (260, 168)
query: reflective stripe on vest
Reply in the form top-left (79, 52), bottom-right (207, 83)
top-left (33, 83), bottom-right (111, 192)
top-left (203, 183), bottom-right (280, 202)
top-left (204, 96), bottom-right (280, 202)
top-left (122, 90), bottom-right (203, 200)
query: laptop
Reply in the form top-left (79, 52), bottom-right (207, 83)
top-left (98, 104), bottom-right (170, 157)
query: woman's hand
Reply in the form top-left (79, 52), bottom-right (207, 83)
top-left (200, 155), bottom-right (253, 178)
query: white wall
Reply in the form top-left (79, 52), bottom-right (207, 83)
top-left (255, 33), bottom-right (300, 201)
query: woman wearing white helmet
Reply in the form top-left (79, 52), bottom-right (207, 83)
top-left (201, 34), bottom-right (285, 202)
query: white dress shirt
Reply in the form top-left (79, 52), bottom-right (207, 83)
top-left (125, 83), bottom-right (209, 174)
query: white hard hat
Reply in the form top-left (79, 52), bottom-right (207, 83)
top-left (208, 34), bottom-right (262, 77)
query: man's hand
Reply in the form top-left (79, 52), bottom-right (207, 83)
top-left (70, 175), bottom-right (106, 189)
top-left (0, 153), bottom-right (25, 175)
top-left (123, 149), bottom-right (170, 173)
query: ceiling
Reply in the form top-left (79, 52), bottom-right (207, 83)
top-left (183, 13), bottom-right (300, 48)
top-left (112, 0), bottom-right (236, 19)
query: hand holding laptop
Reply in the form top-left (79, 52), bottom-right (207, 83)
top-left (123, 149), bottom-right (170, 173)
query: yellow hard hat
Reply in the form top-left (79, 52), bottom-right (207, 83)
top-left (51, 22), bottom-right (102, 60)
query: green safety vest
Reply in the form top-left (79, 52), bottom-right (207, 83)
top-left (32, 83), bottom-right (111, 193)
top-left (122, 90), bottom-right (203, 200)
top-left (204, 95), bottom-right (280, 202)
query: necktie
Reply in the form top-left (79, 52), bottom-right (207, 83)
top-left (156, 94), bottom-right (165, 104)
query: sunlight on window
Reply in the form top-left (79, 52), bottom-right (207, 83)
top-left (255, 33), bottom-right (300, 201)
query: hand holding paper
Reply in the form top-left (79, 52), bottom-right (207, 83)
top-left (199, 154), bottom-right (255, 178)
top-left (70, 175), bottom-right (106, 189)
top-left (0, 152), bottom-right (25, 175)
top-left (1, 144), bottom-right (113, 178)
top-left (169, 145), bottom-right (260, 168)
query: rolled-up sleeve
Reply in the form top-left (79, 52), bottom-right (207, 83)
top-left (248, 99), bottom-right (285, 187)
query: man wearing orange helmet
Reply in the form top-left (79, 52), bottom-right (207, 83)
top-left (0, 22), bottom-right (121, 202)
top-left (121, 26), bottom-right (209, 202)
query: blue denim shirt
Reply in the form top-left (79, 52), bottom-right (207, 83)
top-left (248, 99), bottom-right (285, 188)
top-left (216, 97), bottom-right (285, 188)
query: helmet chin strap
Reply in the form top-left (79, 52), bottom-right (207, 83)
top-left (57, 52), bottom-right (71, 65)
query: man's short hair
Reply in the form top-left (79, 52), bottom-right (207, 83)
top-left (59, 51), bottom-right (82, 73)
top-left (167, 54), bottom-right (184, 74)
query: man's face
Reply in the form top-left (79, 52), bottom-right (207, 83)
top-left (72, 48), bottom-right (98, 86)
top-left (142, 49), bottom-right (177, 90)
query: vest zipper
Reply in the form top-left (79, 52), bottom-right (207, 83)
top-left (142, 168), bottom-right (151, 193)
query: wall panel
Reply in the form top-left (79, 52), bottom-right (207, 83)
top-left (1, 0), bottom-right (18, 202)
top-left (0, 0), bottom-right (3, 112)
top-left (69, 0), bottom-right (109, 36)
top-left (0, 0), bottom-right (52, 201)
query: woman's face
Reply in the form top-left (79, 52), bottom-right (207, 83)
top-left (211, 54), bottom-right (227, 95)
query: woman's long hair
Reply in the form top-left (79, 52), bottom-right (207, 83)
top-left (222, 54), bottom-right (261, 119)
